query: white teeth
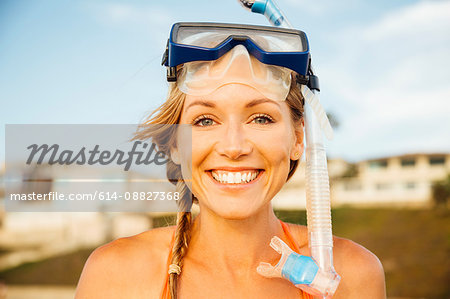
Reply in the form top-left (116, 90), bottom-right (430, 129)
top-left (235, 173), bottom-right (241, 183)
top-left (242, 173), bottom-right (247, 182)
top-left (222, 173), bottom-right (228, 182)
top-left (211, 170), bottom-right (260, 184)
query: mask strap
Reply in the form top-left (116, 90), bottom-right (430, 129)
top-left (300, 85), bottom-right (334, 140)
top-left (300, 85), bottom-right (334, 141)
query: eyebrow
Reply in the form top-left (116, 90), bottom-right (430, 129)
top-left (185, 98), bottom-right (280, 112)
top-left (245, 98), bottom-right (280, 108)
top-left (185, 100), bottom-right (216, 112)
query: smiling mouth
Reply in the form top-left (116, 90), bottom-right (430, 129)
top-left (209, 170), bottom-right (262, 184)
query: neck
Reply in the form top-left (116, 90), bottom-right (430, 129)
top-left (187, 204), bottom-right (284, 277)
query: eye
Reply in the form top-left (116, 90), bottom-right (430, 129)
top-left (192, 115), bottom-right (216, 127)
top-left (251, 113), bottom-right (274, 125)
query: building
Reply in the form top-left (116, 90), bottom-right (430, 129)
top-left (273, 153), bottom-right (450, 209)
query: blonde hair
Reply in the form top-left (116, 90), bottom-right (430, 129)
top-left (134, 77), bottom-right (304, 299)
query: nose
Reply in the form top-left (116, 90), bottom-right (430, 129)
top-left (215, 121), bottom-right (252, 160)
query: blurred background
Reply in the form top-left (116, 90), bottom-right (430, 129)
top-left (1, 0), bottom-right (449, 298)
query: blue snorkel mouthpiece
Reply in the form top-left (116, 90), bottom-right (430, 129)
top-left (257, 236), bottom-right (340, 297)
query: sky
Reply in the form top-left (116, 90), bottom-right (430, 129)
top-left (1, 0), bottom-right (450, 163)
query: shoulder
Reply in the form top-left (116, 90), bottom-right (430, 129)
top-left (285, 223), bottom-right (386, 298)
top-left (75, 225), bottom-right (176, 298)
top-left (86, 225), bottom-right (176, 270)
top-left (98, 225), bottom-right (175, 261)
top-left (333, 237), bottom-right (386, 298)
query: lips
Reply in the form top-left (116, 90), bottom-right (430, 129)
top-left (208, 169), bottom-right (262, 184)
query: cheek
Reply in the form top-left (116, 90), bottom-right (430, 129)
top-left (189, 132), bottom-right (212, 167)
top-left (174, 126), bottom-right (197, 188)
top-left (179, 132), bottom-right (213, 188)
top-left (256, 126), bottom-right (294, 163)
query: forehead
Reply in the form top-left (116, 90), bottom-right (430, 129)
top-left (180, 83), bottom-right (295, 122)
top-left (191, 83), bottom-right (266, 99)
top-left (183, 84), bottom-right (280, 109)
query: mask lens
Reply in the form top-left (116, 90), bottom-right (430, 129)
top-left (174, 25), bottom-right (306, 52)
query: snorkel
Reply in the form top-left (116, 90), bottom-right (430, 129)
top-left (238, 0), bottom-right (341, 297)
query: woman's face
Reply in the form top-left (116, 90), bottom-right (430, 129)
top-left (173, 83), bottom-right (303, 219)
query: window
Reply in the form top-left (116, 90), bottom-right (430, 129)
top-left (369, 160), bottom-right (388, 169)
top-left (375, 183), bottom-right (391, 190)
top-left (401, 158), bottom-right (416, 167)
top-left (344, 182), bottom-right (362, 191)
top-left (404, 182), bottom-right (416, 189)
top-left (429, 156), bottom-right (445, 165)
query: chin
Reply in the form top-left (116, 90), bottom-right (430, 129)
top-left (202, 199), bottom-right (265, 220)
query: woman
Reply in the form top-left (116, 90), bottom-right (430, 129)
top-left (75, 23), bottom-right (386, 298)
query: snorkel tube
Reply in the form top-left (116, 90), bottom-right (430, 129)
top-left (238, 1), bottom-right (340, 297)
